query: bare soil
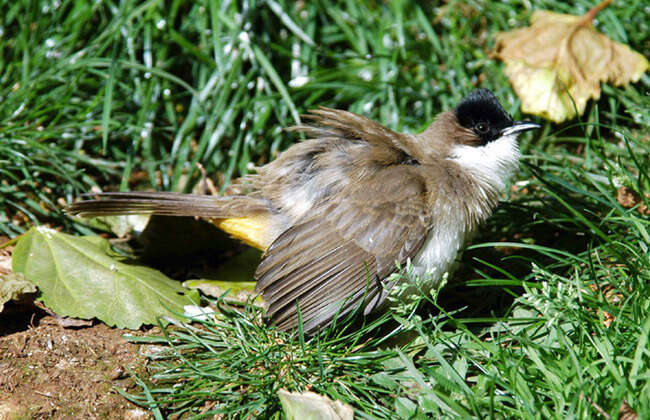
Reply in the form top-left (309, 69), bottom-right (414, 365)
top-left (0, 304), bottom-right (153, 420)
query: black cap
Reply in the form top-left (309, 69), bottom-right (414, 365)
top-left (455, 89), bottom-right (516, 144)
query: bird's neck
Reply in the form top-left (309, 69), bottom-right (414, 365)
top-left (447, 133), bottom-right (520, 195)
top-left (427, 133), bottom-right (520, 233)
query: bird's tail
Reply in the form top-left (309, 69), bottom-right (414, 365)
top-left (67, 191), bottom-right (269, 218)
top-left (67, 191), bottom-right (275, 250)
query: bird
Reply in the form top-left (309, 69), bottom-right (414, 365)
top-left (68, 88), bottom-right (540, 334)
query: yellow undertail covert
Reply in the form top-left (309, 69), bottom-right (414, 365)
top-left (211, 215), bottom-right (273, 251)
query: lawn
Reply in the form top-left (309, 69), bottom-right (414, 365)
top-left (1, 0), bottom-right (649, 418)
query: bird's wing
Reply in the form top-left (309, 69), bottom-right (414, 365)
top-left (255, 164), bottom-right (431, 333)
top-left (289, 107), bottom-right (420, 163)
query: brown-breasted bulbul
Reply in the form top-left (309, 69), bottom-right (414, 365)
top-left (68, 88), bottom-right (540, 333)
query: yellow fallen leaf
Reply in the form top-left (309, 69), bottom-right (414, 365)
top-left (495, 3), bottom-right (648, 123)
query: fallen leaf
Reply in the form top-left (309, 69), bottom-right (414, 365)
top-left (616, 186), bottom-right (650, 215)
top-left (94, 214), bottom-right (151, 238)
top-left (278, 389), bottom-right (354, 420)
top-left (0, 272), bottom-right (37, 313)
top-left (184, 279), bottom-right (262, 306)
top-left (182, 248), bottom-right (262, 305)
top-left (12, 226), bottom-right (199, 329)
top-left (619, 400), bottom-right (638, 420)
top-left (54, 316), bottom-right (95, 328)
top-left (617, 186), bottom-right (641, 208)
top-left (495, 3), bottom-right (648, 122)
top-left (600, 310), bottom-right (614, 328)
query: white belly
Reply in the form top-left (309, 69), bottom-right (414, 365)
top-left (391, 223), bottom-right (471, 301)
top-left (413, 223), bottom-right (469, 276)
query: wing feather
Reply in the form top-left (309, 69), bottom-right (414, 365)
top-left (255, 165), bottom-right (431, 333)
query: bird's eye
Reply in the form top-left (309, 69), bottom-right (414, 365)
top-left (474, 122), bottom-right (489, 134)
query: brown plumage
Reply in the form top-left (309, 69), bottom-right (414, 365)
top-left (68, 89), bottom-right (539, 334)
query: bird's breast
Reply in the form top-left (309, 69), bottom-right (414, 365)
top-left (412, 219), bottom-right (471, 278)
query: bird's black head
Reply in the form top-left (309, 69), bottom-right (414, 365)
top-left (454, 89), bottom-right (515, 145)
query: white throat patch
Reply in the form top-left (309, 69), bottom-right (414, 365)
top-left (447, 133), bottom-right (521, 193)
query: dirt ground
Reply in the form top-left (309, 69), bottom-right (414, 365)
top-left (1, 242), bottom-right (154, 420)
top-left (0, 302), bottom-right (157, 420)
top-left (0, 305), bottom-right (155, 420)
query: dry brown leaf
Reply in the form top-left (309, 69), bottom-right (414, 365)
top-left (619, 401), bottom-right (638, 420)
top-left (617, 186), bottom-right (641, 208)
top-left (599, 309), bottom-right (615, 328)
top-left (616, 186), bottom-right (650, 215)
top-left (495, 4), bottom-right (648, 123)
top-left (54, 316), bottom-right (95, 328)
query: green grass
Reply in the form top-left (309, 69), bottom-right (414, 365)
top-left (2, 0), bottom-right (649, 418)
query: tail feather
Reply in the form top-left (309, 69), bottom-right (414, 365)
top-left (67, 191), bottom-right (271, 219)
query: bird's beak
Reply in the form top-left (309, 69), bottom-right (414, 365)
top-left (501, 121), bottom-right (541, 137)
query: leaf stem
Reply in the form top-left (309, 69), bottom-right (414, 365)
top-left (579, 0), bottom-right (614, 26)
top-left (0, 234), bottom-right (22, 249)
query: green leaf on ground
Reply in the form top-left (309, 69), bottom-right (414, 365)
top-left (12, 226), bottom-right (198, 329)
top-left (88, 214), bottom-right (151, 238)
top-left (0, 272), bottom-right (37, 312)
top-left (183, 248), bottom-right (262, 304)
top-left (183, 279), bottom-right (261, 305)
